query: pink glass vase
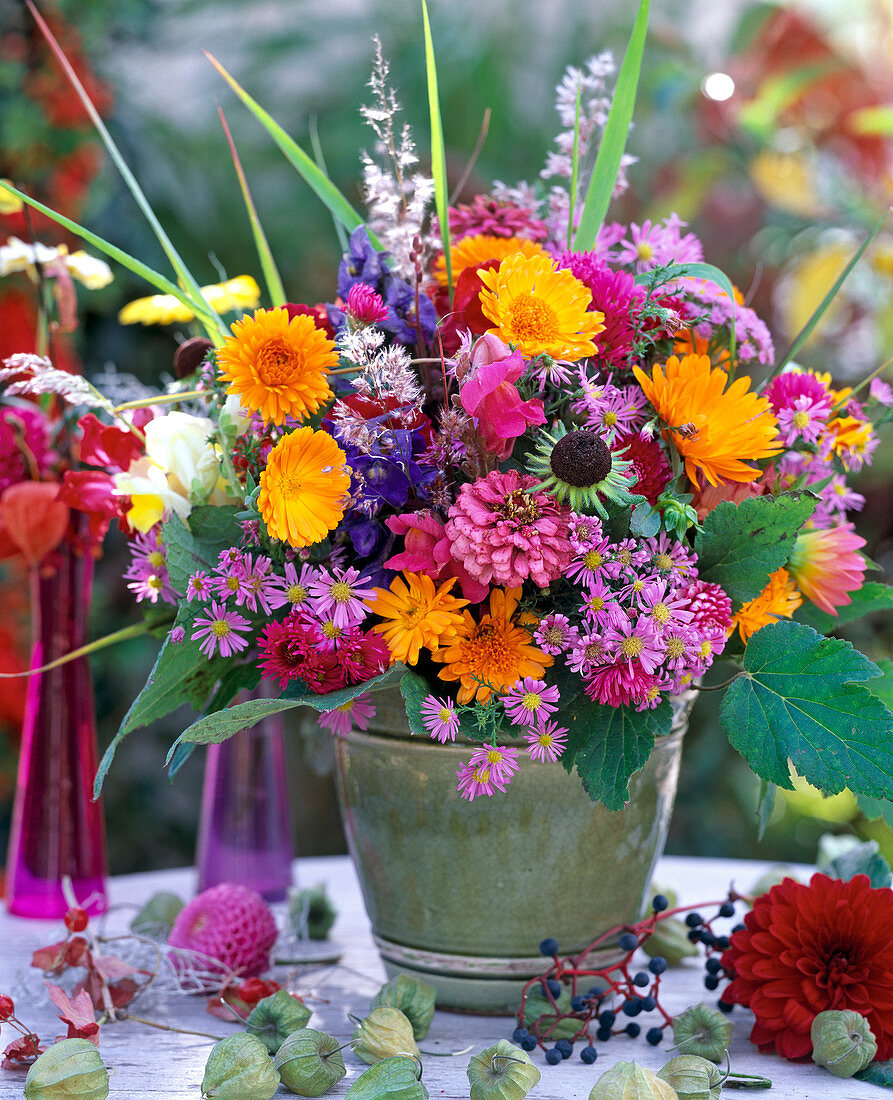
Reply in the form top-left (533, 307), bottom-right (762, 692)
top-left (6, 541), bottom-right (108, 918)
top-left (196, 701), bottom-right (294, 902)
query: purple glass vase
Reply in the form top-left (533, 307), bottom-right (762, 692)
top-left (196, 700), bottom-right (294, 902)
top-left (6, 540), bottom-right (108, 918)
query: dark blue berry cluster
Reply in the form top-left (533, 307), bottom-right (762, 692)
top-left (516, 890), bottom-right (744, 1065)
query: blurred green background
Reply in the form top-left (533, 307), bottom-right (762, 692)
top-left (1, 0), bottom-right (892, 876)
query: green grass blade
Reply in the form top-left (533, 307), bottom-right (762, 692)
top-left (422, 0), bottom-right (451, 302)
top-left (0, 182), bottom-right (226, 340)
top-left (26, 0), bottom-right (216, 328)
top-left (567, 76), bottom-right (583, 250)
top-left (775, 209), bottom-right (889, 372)
top-left (206, 51), bottom-right (380, 249)
top-left (217, 105), bottom-right (286, 307)
top-left (573, 0), bottom-right (650, 250)
top-left (309, 114), bottom-right (349, 255)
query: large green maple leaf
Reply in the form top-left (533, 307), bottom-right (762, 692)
top-left (720, 620), bottom-right (893, 798)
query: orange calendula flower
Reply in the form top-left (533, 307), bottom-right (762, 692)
top-left (633, 353), bottom-right (782, 488)
top-left (365, 572), bottom-right (469, 665)
top-left (478, 252), bottom-right (604, 360)
top-left (434, 234), bottom-right (546, 287)
top-left (433, 587), bottom-right (552, 705)
top-left (258, 427), bottom-right (349, 548)
top-left (217, 306), bottom-right (336, 425)
top-left (730, 567), bottom-right (803, 643)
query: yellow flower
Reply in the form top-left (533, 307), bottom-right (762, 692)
top-left (0, 181), bottom-right (23, 215)
top-left (730, 567), bottom-right (803, 643)
top-left (433, 587), bottom-right (552, 705)
top-left (478, 252), bottom-right (604, 360)
top-left (258, 427), bottom-right (349, 547)
top-left (433, 234), bottom-right (546, 287)
top-left (216, 306), bottom-right (336, 425)
top-left (633, 353), bottom-right (782, 488)
top-left (118, 275), bottom-right (261, 325)
top-left (365, 572), bottom-right (469, 665)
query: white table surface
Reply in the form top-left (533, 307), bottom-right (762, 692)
top-left (0, 855), bottom-right (884, 1099)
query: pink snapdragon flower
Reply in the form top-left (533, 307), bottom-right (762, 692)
top-left (458, 333), bottom-right (545, 459)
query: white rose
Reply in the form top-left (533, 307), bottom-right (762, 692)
top-left (144, 411), bottom-right (220, 499)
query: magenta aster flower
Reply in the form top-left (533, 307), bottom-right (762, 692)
top-left (468, 742), bottom-right (522, 784)
top-left (186, 571), bottom-right (213, 602)
top-left (502, 677), bottom-right (560, 728)
top-left (169, 625), bottom-right (186, 644)
top-left (579, 579), bottom-right (625, 629)
top-left (191, 601), bottom-right (251, 658)
top-left (533, 613), bottom-right (578, 656)
top-left (258, 614), bottom-right (344, 693)
top-left (421, 694), bottom-right (461, 743)
top-left (604, 616), bottom-right (664, 674)
top-left (611, 432), bottom-right (672, 506)
top-left (336, 627), bottom-right (391, 684)
top-left (308, 566), bottom-right (376, 628)
top-left (456, 760), bottom-right (503, 801)
top-left (317, 694), bottom-right (376, 737)
top-left (346, 282), bottom-right (389, 326)
top-left (524, 720), bottom-right (568, 763)
top-left (235, 553), bottom-right (279, 614)
top-left (567, 631), bottom-right (609, 676)
top-left (585, 658), bottom-right (656, 708)
top-left (445, 469), bottom-right (574, 589)
top-left (646, 532), bottom-right (698, 581)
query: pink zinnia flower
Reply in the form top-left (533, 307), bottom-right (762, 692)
top-left (446, 469), bottom-right (574, 589)
top-left (445, 193), bottom-right (549, 242)
top-left (524, 720), bottom-right (568, 763)
top-left (421, 694), bottom-right (461, 743)
top-left (346, 283), bottom-right (388, 326)
top-left (317, 694), bottom-right (376, 737)
top-left (458, 333), bottom-right (545, 459)
top-left (787, 523), bottom-right (867, 616)
top-left (191, 601), bottom-right (251, 658)
top-left (676, 579), bottom-right (733, 638)
top-left (501, 677), bottom-right (560, 728)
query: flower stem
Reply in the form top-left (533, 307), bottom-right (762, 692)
top-left (0, 619), bottom-right (165, 679)
top-left (124, 1014), bottom-right (225, 1041)
top-left (113, 389), bottom-right (207, 412)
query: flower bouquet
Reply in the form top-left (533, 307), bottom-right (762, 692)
top-left (4, 0), bottom-right (893, 995)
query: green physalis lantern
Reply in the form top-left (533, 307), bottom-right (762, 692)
top-left (672, 1004), bottom-right (733, 1063)
top-left (588, 1061), bottom-right (678, 1099)
top-left (642, 918), bottom-right (699, 965)
top-left (346, 1056), bottom-right (429, 1100)
top-left (811, 1010), bottom-right (877, 1078)
top-left (247, 989), bottom-right (313, 1054)
top-left (371, 975), bottom-right (437, 1040)
top-left (201, 1034), bottom-right (280, 1100)
top-left (352, 1006), bottom-right (420, 1064)
top-left (657, 1055), bottom-right (723, 1099)
top-left (467, 1039), bottom-right (541, 1100)
top-left (130, 890), bottom-right (184, 937)
top-left (274, 1028), bottom-right (347, 1096)
top-left (288, 884), bottom-right (337, 940)
top-left (24, 1039), bottom-right (109, 1100)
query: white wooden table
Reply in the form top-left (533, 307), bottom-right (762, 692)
top-left (0, 856), bottom-right (884, 1098)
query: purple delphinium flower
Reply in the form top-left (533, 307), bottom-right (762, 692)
top-left (191, 601), bottom-right (251, 659)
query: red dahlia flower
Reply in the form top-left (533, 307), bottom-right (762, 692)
top-left (720, 873), bottom-right (893, 1061)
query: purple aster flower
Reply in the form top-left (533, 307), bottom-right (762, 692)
top-left (468, 743), bottom-right (522, 783)
top-left (317, 694), bottom-right (376, 738)
top-left (870, 378), bottom-right (893, 406)
top-left (639, 578), bottom-right (695, 633)
top-left (186, 571), bottom-right (213, 603)
top-left (268, 562), bottom-right (320, 613)
top-left (235, 553), bottom-right (280, 615)
top-left (776, 394), bottom-right (832, 446)
top-left (307, 566), bottom-right (377, 628)
top-left (525, 721), bottom-right (569, 763)
top-left (169, 626), bottom-right (185, 645)
top-left (567, 631), bottom-right (610, 677)
top-left (502, 678), bottom-right (560, 729)
top-left (127, 566), bottom-right (177, 605)
top-left (579, 579), bottom-right (625, 629)
top-left (615, 215), bottom-right (704, 272)
top-left (646, 533), bottom-right (698, 581)
top-left (604, 616), bottom-right (664, 674)
top-left (565, 536), bottom-right (614, 586)
top-left (456, 760), bottom-right (503, 801)
top-left (420, 695), bottom-right (461, 743)
top-left (191, 601), bottom-right (251, 659)
top-left (533, 613), bottom-right (579, 656)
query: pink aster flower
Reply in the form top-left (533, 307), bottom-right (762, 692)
top-left (579, 578), bottom-right (625, 629)
top-left (307, 566), bottom-right (376, 628)
top-left (468, 742), bottom-right (522, 784)
top-left (585, 658), bottom-right (656, 708)
top-left (421, 694), bottom-right (461, 743)
top-left (317, 694), bottom-right (376, 737)
top-left (346, 283), bottom-right (389, 326)
top-left (572, 373), bottom-right (647, 441)
top-left (191, 601), bottom-right (251, 659)
top-left (870, 378), bottom-right (893, 406)
top-left (524, 720), bottom-right (568, 763)
top-left (533, 613), bottom-right (579, 656)
top-left (169, 626), bottom-right (185, 644)
top-left (446, 469), bottom-right (574, 589)
top-left (565, 536), bottom-right (614, 586)
top-left (776, 394), bottom-right (832, 446)
top-left (456, 760), bottom-right (504, 801)
top-left (187, 571), bottom-right (213, 602)
top-left (764, 369), bottom-right (832, 415)
top-left (615, 215), bottom-right (704, 272)
top-left (502, 677), bottom-right (560, 728)
top-left (604, 616), bottom-right (664, 674)
top-left (458, 334), bottom-right (546, 459)
top-left (567, 631), bottom-right (609, 676)
top-left (639, 578), bottom-right (695, 633)
top-left (647, 533), bottom-right (698, 581)
top-left (268, 561), bottom-right (319, 612)
top-left (235, 553), bottom-right (280, 615)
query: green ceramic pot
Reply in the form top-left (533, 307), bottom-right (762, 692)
top-left (334, 690), bottom-right (691, 1014)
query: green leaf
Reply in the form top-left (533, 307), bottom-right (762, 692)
top-left (573, 0), bottom-right (650, 249)
top-left (206, 51), bottom-right (378, 248)
top-left (0, 182), bottom-right (225, 338)
top-left (94, 631), bottom-right (221, 795)
top-left (422, 0), bottom-right (451, 301)
top-left (694, 492), bottom-right (817, 609)
top-left (856, 1059), bottom-right (893, 1088)
top-left (867, 659), bottom-right (893, 712)
top-left (719, 620), bottom-right (893, 798)
top-left (217, 105), bottom-right (286, 307)
top-left (400, 671), bottom-right (430, 737)
top-left (775, 208), bottom-right (888, 371)
top-left (630, 501), bottom-right (660, 537)
top-left (168, 664), bottom-right (406, 756)
top-left (794, 582), bottom-right (893, 635)
top-left (816, 834), bottom-right (892, 888)
top-left (653, 261), bottom-right (738, 361)
top-left (857, 792), bottom-right (893, 829)
top-left (562, 695), bottom-right (672, 810)
top-left (26, 2), bottom-right (219, 335)
top-left (161, 507), bottom-right (242, 594)
top-left (756, 780), bottom-right (775, 840)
